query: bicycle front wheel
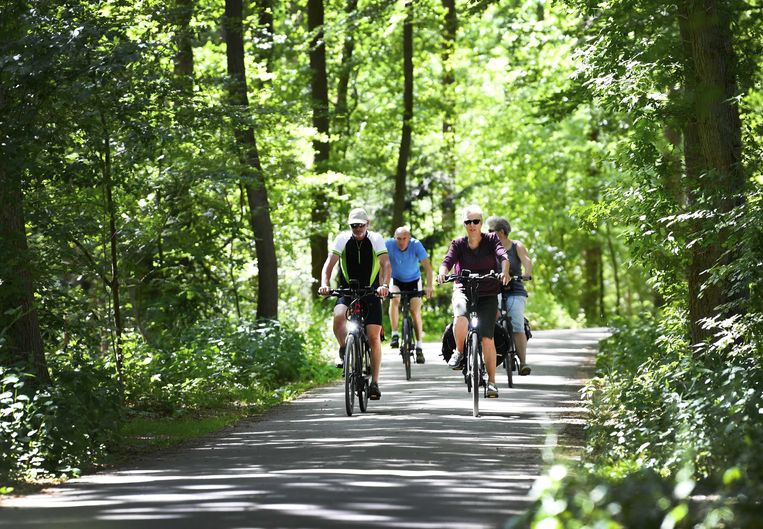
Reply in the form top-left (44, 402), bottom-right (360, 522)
top-left (402, 317), bottom-right (413, 381)
top-left (358, 342), bottom-right (370, 412)
top-left (469, 331), bottom-right (480, 417)
top-left (344, 334), bottom-right (357, 416)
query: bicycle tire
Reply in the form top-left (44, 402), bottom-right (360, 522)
top-left (344, 334), bottom-right (357, 416)
top-left (402, 317), bottom-right (412, 381)
top-left (358, 341), bottom-right (370, 412)
top-left (469, 331), bottom-right (480, 417)
top-left (503, 319), bottom-right (515, 388)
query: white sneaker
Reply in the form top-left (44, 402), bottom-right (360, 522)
top-left (448, 351), bottom-right (463, 369)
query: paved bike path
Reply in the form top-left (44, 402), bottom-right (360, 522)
top-left (1, 328), bottom-right (609, 529)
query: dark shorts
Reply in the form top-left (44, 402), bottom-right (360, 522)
top-left (452, 291), bottom-right (498, 339)
top-left (336, 295), bottom-right (383, 326)
top-left (390, 277), bottom-right (422, 296)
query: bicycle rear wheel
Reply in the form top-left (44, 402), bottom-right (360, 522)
top-left (469, 332), bottom-right (480, 417)
top-left (344, 334), bottom-right (357, 416)
top-left (402, 317), bottom-right (413, 380)
top-left (358, 342), bottom-right (370, 412)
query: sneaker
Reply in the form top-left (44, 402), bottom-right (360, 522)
top-left (486, 383), bottom-right (499, 398)
top-left (448, 351), bottom-right (464, 370)
top-left (335, 346), bottom-right (346, 369)
top-left (416, 347), bottom-right (425, 364)
top-left (369, 382), bottom-right (381, 400)
top-left (390, 335), bottom-right (400, 348)
top-left (519, 364), bottom-right (531, 376)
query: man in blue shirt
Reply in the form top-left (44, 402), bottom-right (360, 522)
top-left (385, 227), bottom-right (433, 363)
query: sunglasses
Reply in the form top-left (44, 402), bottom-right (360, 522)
top-left (350, 223), bottom-right (367, 229)
top-left (463, 219), bottom-right (481, 226)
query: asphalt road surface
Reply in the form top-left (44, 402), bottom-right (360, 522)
top-left (1, 328), bottom-right (610, 529)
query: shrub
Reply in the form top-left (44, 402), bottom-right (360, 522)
top-left (0, 364), bottom-right (121, 483)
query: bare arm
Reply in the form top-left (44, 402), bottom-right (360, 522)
top-left (318, 253), bottom-right (340, 294)
top-left (420, 258), bottom-right (434, 297)
top-left (516, 241), bottom-right (533, 277)
top-left (377, 254), bottom-right (391, 297)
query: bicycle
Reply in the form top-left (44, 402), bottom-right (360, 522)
top-left (388, 290), bottom-right (426, 380)
top-left (326, 281), bottom-right (377, 416)
top-left (496, 275), bottom-right (531, 388)
top-left (442, 269), bottom-right (501, 417)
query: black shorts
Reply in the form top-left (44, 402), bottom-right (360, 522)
top-left (452, 292), bottom-right (498, 339)
top-left (335, 294), bottom-right (383, 326)
top-left (390, 277), bottom-right (422, 297)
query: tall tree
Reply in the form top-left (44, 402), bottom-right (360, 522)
top-left (172, 0), bottom-right (195, 78)
top-left (392, 0), bottom-right (414, 229)
top-left (308, 0), bottom-right (331, 295)
top-left (439, 0), bottom-right (457, 238)
top-left (0, 168), bottom-right (50, 384)
top-left (334, 0), bottom-right (359, 157)
top-left (678, 0), bottom-right (745, 345)
top-left (0, 1), bottom-right (50, 384)
top-left (224, 0), bottom-right (279, 319)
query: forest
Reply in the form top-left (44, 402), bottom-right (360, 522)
top-left (1, 0), bottom-right (762, 526)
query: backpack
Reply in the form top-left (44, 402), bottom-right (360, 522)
top-left (440, 322), bottom-right (457, 362)
top-left (441, 321), bottom-right (514, 367)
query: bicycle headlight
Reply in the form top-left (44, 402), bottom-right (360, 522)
top-left (470, 316), bottom-right (479, 328)
top-left (346, 321), bottom-right (359, 333)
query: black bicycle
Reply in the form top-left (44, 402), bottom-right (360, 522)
top-left (326, 281), bottom-right (376, 416)
top-left (389, 290), bottom-right (426, 380)
top-left (442, 270), bottom-right (500, 417)
top-left (496, 276), bottom-right (530, 388)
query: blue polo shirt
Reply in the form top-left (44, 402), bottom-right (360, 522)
top-left (385, 238), bottom-right (429, 282)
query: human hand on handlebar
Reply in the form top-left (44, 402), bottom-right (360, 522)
top-left (318, 285), bottom-right (330, 296)
top-left (376, 284), bottom-right (389, 298)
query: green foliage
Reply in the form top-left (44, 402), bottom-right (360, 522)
top-left (123, 318), bottom-right (322, 414)
top-left (0, 365), bottom-right (121, 482)
top-left (507, 461), bottom-right (763, 529)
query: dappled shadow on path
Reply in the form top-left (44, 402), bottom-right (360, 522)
top-left (0, 328), bottom-right (608, 529)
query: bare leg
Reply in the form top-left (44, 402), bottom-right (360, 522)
top-left (366, 324), bottom-right (383, 383)
top-left (453, 316), bottom-right (468, 354)
top-left (333, 305), bottom-right (347, 347)
top-left (410, 297), bottom-right (423, 341)
top-left (482, 337), bottom-right (497, 384)
top-left (388, 296), bottom-right (400, 335)
top-left (514, 332), bottom-right (527, 365)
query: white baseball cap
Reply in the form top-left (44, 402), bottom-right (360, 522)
top-left (347, 208), bottom-right (370, 225)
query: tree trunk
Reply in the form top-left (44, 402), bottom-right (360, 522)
top-left (392, 0), bottom-right (414, 229)
top-left (308, 0), bottom-right (330, 296)
top-left (678, 0), bottom-right (745, 346)
top-left (440, 0), bottom-right (457, 239)
top-left (224, 0), bottom-right (279, 320)
top-left (172, 0), bottom-right (195, 78)
top-left (100, 116), bottom-right (125, 394)
top-left (605, 223), bottom-right (621, 315)
top-left (0, 166), bottom-right (50, 384)
top-left (334, 0), bottom-right (358, 153)
top-left (254, 0), bottom-right (275, 72)
top-left (582, 241), bottom-right (603, 325)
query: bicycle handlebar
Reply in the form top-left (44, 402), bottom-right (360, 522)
top-left (441, 270), bottom-right (500, 284)
top-left (325, 286), bottom-right (379, 298)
